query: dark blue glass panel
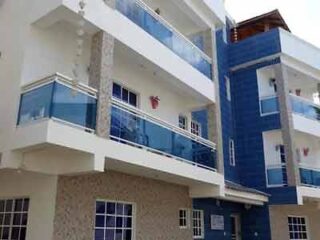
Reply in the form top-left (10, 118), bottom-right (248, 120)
top-left (106, 216), bottom-right (115, 228)
top-left (11, 227), bottom-right (20, 240)
top-left (124, 230), bottom-right (132, 240)
top-left (95, 215), bottom-right (105, 228)
top-left (115, 0), bottom-right (212, 79)
top-left (95, 229), bottom-right (104, 240)
top-left (0, 200), bottom-right (5, 212)
top-left (291, 96), bottom-right (320, 121)
top-left (113, 83), bottom-right (122, 99)
top-left (18, 83), bottom-right (53, 125)
top-left (116, 217), bottom-right (123, 228)
top-left (115, 229), bottom-right (123, 240)
top-left (110, 105), bottom-right (216, 169)
top-left (51, 83), bottom-right (97, 130)
top-left (13, 213), bottom-right (21, 225)
top-left (267, 168), bottom-right (287, 185)
top-left (123, 204), bottom-right (132, 216)
top-left (14, 199), bottom-right (23, 212)
top-left (107, 202), bottom-right (116, 215)
top-left (116, 203), bottom-right (124, 215)
top-left (2, 227), bottom-right (9, 239)
top-left (260, 97), bottom-right (279, 115)
top-left (123, 217), bottom-right (132, 228)
top-left (23, 199), bottom-right (29, 212)
top-left (300, 168), bottom-right (320, 187)
top-left (19, 228), bottom-right (26, 240)
top-left (96, 201), bottom-right (106, 214)
top-left (105, 229), bottom-right (115, 240)
top-left (5, 200), bottom-right (13, 212)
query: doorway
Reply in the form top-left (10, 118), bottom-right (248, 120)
top-left (231, 214), bottom-right (242, 240)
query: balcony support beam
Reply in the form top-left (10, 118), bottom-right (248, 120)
top-left (275, 63), bottom-right (301, 186)
top-left (89, 31), bottom-right (115, 139)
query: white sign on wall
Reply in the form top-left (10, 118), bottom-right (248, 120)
top-left (210, 215), bottom-right (224, 230)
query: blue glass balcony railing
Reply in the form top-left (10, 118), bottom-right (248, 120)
top-left (17, 74), bottom-right (97, 131)
top-left (110, 99), bottom-right (216, 170)
top-left (115, 0), bottom-right (212, 79)
top-left (290, 94), bottom-right (320, 122)
top-left (260, 95), bottom-right (279, 115)
top-left (266, 164), bottom-right (288, 187)
top-left (300, 167), bottom-right (320, 188)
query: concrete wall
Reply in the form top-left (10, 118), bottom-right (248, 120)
top-left (112, 49), bottom-right (197, 128)
top-left (53, 171), bottom-right (193, 240)
top-left (0, 170), bottom-right (58, 240)
top-left (269, 202), bottom-right (320, 240)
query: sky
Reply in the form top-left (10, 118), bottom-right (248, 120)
top-left (225, 0), bottom-right (320, 48)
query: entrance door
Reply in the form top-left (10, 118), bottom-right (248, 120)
top-left (231, 214), bottom-right (241, 240)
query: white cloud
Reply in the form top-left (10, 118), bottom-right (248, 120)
top-left (225, 0), bottom-right (320, 48)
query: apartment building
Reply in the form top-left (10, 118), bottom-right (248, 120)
top-left (227, 10), bottom-right (320, 240)
top-left (0, 0), bottom-right (319, 240)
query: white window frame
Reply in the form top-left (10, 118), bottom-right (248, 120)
top-left (112, 82), bottom-right (139, 108)
top-left (288, 215), bottom-right (309, 240)
top-left (192, 209), bottom-right (204, 239)
top-left (94, 199), bottom-right (136, 240)
top-left (179, 208), bottom-right (190, 229)
top-left (179, 115), bottom-right (188, 131)
top-left (225, 76), bottom-right (231, 101)
top-left (229, 139), bottom-right (236, 166)
top-left (191, 120), bottom-right (202, 137)
top-left (0, 198), bottom-right (29, 240)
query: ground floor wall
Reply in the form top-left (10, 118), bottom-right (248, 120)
top-left (269, 202), bottom-right (320, 240)
top-left (193, 199), bottom-right (271, 240)
top-left (52, 171), bottom-right (193, 240)
top-left (0, 170), bottom-right (58, 240)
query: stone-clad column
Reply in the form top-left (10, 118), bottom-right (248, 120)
top-left (89, 31), bottom-right (114, 138)
top-left (207, 104), bottom-right (217, 143)
top-left (275, 63), bottom-right (300, 186)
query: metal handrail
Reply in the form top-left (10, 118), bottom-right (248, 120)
top-left (290, 94), bottom-right (320, 110)
top-left (120, 0), bottom-right (212, 63)
top-left (21, 73), bottom-right (98, 97)
top-left (111, 97), bottom-right (216, 149)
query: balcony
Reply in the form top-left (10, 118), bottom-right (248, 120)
top-left (115, 0), bottom-right (212, 79)
top-left (300, 166), bottom-right (320, 188)
top-left (16, 74), bottom-right (216, 172)
top-left (17, 74), bottom-right (97, 131)
top-left (260, 95), bottom-right (279, 116)
top-left (110, 98), bottom-right (216, 171)
top-left (291, 94), bottom-right (320, 122)
top-left (266, 164), bottom-right (288, 187)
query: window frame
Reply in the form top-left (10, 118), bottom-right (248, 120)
top-left (192, 209), bottom-right (204, 239)
top-left (112, 82), bottom-right (139, 108)
top-left (94, 199), bottom-right (136, 240)
top-left (178, 115), bottom-right (188, 131)
top-left (191, 120), bottom-right (202, 137)
top-left (179, 208), bottom-right (190, 229)
top-left (288, 215), bottom-right (309, 240)
top-left (229, 139), bottom-right (236, 166)
top-left (0, 197), bottom-right (30, 240)
top-left (225, 76), bottom-right (231, 101)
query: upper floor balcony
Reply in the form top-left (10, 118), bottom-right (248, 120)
top-left (28, 0), bottom-right (218, 103)
top-left (115, 0), bottom-right (212, 79)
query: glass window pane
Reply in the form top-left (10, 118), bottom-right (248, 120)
top-left (113, 83), bottom-right (122, 99)
top-left (18, 83), bottom-right (53, 125)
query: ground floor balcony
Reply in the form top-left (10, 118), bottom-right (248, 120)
top-left (300, 165), bottom-right (320, 188)
top-left (110, 99), bottom-right (216, 171)
top-left (2, 73), bottom-right (223, 195)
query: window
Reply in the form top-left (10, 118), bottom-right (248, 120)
top-left (179, 209), bottom-right (189, 229)
top-left (95, 200), bottom-right (134, 240)
top-left (0, 198), bottom-right (29, 240)
top-left (179, 115), bottom-right (188, 130)
top-left (191, 121), bottom-right (201, 136)
top-left (288, 216), bottom-right (308, 240)
top-left (229, 139), bottom-right (235, 166)
top-left (225, 76), bottom-right (231, 101)
top-left (112, 83), bottom-right (138, 107)
top-left (192, 210), bottom-right (204, 239)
